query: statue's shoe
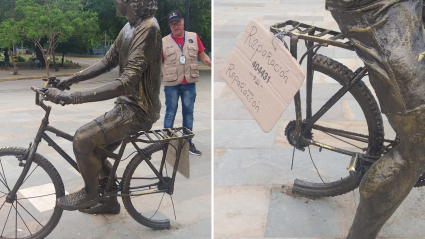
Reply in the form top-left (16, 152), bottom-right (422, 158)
top-left (79, 197), bottom-right (121, 214)
top-left (57, 188), bottom-right (99, 211)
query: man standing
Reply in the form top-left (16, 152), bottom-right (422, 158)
top-left (162, 10), bottom-right (211, 156)
top-left (44, 0), bottom-right (161, 213)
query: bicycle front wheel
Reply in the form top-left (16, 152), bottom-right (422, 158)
top-left (121, 142), bottom-right (172, 230)
top-left (288, 54), bottom-right (384, 198)
top-left (0, 147), bottom-right (64, 239)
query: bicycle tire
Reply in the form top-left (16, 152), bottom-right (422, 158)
top-left (290, 54), bottom-right (384, 198)
top-left (121, 142), bottom-right (171, 230)
top-left (0, 147), bottom-right (65, 239)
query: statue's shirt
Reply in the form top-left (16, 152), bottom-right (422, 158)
top-left (102, 17), bottom-right (162, 122)
top-left (327, 0), bottom-right (425, 114)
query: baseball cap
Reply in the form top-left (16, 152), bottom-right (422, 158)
top-left (168, 10), bottom-right (183, 25)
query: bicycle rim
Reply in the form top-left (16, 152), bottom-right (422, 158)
top-left (0, 147), bottom-right (64, 239)
top-left (289, 54), bottom-right (384, 198)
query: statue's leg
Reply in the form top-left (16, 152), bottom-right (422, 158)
top-left (347, 109), bottom-right (425, 238)
top-left (57, 105), bottom-right (152, 211)
top-left (79, 141), bottom-right (122, 214)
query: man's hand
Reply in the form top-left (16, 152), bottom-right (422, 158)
top-left (199, 51), bottom-right (212, 67)
top-left (44, 88), bottom-right (73, 105)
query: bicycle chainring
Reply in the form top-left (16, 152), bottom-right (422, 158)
top-left (284, 120), bottom-right (313, 150)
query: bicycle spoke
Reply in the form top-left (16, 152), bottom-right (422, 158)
top-left (0, 190), bottom-right (7, 195)
top-left (322, 131), bottom-right (364, 150)
top-left (313, 125), bottom-right (370, 143)
top-left (18, 193), bottom-right (55, 200)
top-left (12, 199), bottom-right (32, 236)
top-left (15, 200), bottom-right (17, 239)
top-left (21, 165), bottom-right (39, 187)
top-left (1, 201), bottom-right (13, 237)
top-left (0, 200), bottom-right (6, 211)
top-left (0, 178), bottom-right (9, 192)
top-left (308, 146), bottom-right (326, 185)
top-left (0, 160), bottom-right (9, 189)
top-left (0, 194), bottom-right (6, 199)
top-left (149, 192), bottom-right (165, 219)
top-left (16, 201), bottom-right (43, 228)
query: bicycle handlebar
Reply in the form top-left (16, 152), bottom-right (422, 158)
top-left (31, 86), bottom-right (66, 106)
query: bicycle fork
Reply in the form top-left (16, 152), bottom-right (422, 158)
top-left (6, 103), bottom-right (52, 203)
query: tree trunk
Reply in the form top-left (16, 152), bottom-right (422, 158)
top-left (45, 57), bottom-right (50, 76)
top-left (52, 51), bottom-right (56, 70)
top-left (13, 45), bottom-right (18, 75)
top-left (35, 37), bottom-right (47, 63)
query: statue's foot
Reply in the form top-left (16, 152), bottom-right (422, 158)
top-left (79, 197), bottom-right (120, 214)
top-left (57, 188), bottom-right (99, 211)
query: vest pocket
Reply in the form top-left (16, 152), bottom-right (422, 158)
top-left (165, 67), bottom-right (177, 81)
top-left (165, 47), bottom-right (177, 61)
top-left (188, 46), bottom-right (198, 58)
top-left (190, 64), bottom-right (199, 78)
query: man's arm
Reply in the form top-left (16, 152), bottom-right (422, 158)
top-left (198, 51), bottom-right (211, 67)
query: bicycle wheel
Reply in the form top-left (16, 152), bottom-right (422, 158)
top-left (0, 147), bottom-right (64, 239)
top-left (121, 142), bottom-right (171, 230)
top-left (287, 54), bottom-right (384, 198)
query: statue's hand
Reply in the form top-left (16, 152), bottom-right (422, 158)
top-left (44, 88), bottom-right (73, 105)
top-left (56, 76), bottom-right (75, 91)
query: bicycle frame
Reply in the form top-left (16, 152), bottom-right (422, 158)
top-left (271, 21), bottom-right (382, 161)
top-left (6, 91), bottom-right (193, 204)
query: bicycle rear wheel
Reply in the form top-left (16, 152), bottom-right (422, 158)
top-left (0, 147), bottom-right (64, 239)
top-left (121, 142), bottom-right (172, 230)
top-left (288, 54), bottom-right (384, 198)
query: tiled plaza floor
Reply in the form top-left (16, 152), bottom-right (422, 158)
top-left (214, 1), bottom-right (425, 238)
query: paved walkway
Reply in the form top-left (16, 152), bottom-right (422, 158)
top-left (214, 1), bottom-right (425, 238)
top-left (0, 59), bottom-right (211, 238)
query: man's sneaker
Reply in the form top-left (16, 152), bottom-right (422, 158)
top-left (189, 143), bottom-right (202, 156)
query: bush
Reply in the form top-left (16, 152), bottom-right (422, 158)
top-left (17, 56), bottom-right (26, 62)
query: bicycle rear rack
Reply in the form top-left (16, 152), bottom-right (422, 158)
top-left (133, 127), bottom-right (195, 144)
top-left (270, 20), bottom-right (355, 51)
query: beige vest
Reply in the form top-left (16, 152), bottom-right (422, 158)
top-left (162, 31), bottom-right (199, 86)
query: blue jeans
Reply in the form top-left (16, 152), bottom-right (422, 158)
top-left (163, 83), bottom-right (196, 143)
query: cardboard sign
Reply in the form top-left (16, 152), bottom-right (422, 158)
top-left (221, 19), bottom-right (306, 132)
top-left (165, 139), bottom-right (190, 179)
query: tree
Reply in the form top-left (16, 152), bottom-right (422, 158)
top-left (14, 0), bottom-right (98, 76)
top-left (0, 19), bottom-right (23, 74)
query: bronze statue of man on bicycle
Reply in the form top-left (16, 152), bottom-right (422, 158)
top-left (326, 0), bottom-right (425, 238)
top-left (43, 0), bottom-right (161, 213)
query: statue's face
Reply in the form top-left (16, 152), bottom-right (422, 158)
top-left (113, 0), bottom-right (128, 18)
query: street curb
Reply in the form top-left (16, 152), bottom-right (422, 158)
top-left (0, 73), bottom-right (74, 82)
top-left (1, 65), bottom-right (210, 82)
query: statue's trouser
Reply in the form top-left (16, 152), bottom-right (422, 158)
top-left (326, 0), bottom-right (425, 238)
top-left (73, 104), bottom-right (151, 201)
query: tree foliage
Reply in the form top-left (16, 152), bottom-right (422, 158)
top-left (12, 0), bottom-right (98, 75)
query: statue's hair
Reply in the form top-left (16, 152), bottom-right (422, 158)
top-left (129, 0), bottom-right (158, 19)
